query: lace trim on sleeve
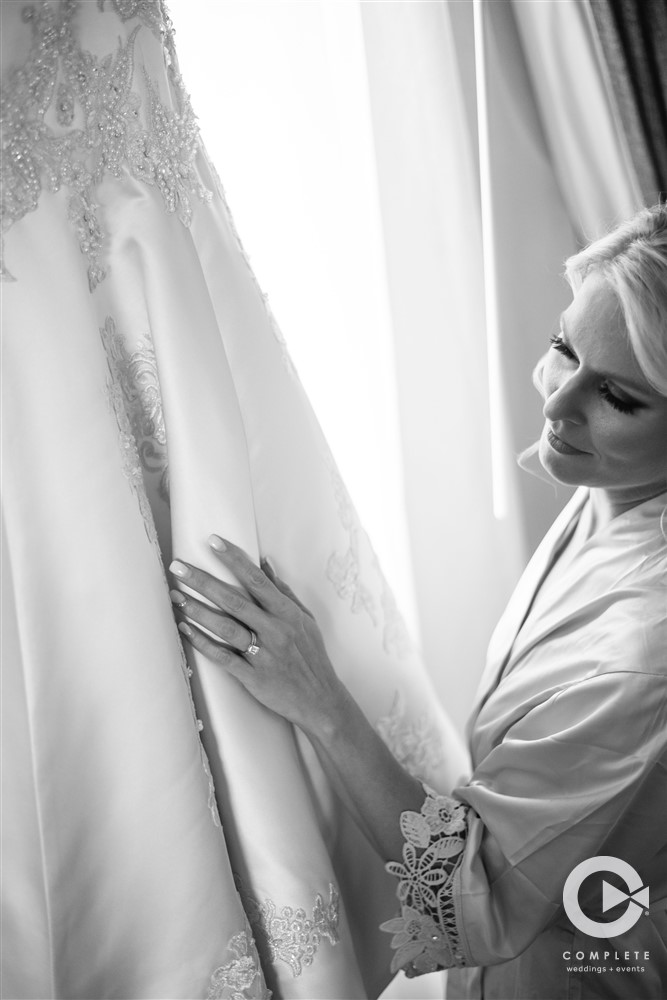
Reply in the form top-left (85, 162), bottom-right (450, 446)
top-left (380, 787), bottom-right (468, 975)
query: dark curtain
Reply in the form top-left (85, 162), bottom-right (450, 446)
top-left (589, 0), bottom-right (667, 204)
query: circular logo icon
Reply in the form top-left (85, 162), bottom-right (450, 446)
top-left (563, 856), bottom-right (649, 938)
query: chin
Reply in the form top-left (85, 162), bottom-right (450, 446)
top-left (537, 438), bottom-right (589, 488)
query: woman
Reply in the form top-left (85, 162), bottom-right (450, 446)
top-left (170, 204), bottom-right (667, 1000)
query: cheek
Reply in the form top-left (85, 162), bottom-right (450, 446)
top-left (532, 354), bottom-right (549, 398)
top-left (540, 353), bottom-right (562, 397)
top-left (597, 415), bottom-right (665, 472)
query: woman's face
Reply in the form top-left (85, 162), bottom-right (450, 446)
top-left (538, 273), bottom-right (667, 507)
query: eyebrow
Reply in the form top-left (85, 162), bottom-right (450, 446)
top-left (559, 313), bottom-right (651, 396)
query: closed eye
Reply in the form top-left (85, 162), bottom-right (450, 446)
top-left (549, 333), bottom-right (576, 360)
top-left (599, 383), bottom-right (640, 414)
top-left (549, 335), bottom-right (641, 415)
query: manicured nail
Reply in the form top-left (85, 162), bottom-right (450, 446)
top-left (170, 560), bottom-right (190, 578)
top-left (169, 589), bottom-right (187, 607)
top-left (178, 621), bottom-right (193, 637)
top-left (208, 534), bottom-right (226, 552)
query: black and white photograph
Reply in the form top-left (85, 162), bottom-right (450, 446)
top-left (1, 1), bottom-right (666, 998)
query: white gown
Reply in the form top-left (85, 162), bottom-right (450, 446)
top-left (0, 3), bottom-right (467, 998)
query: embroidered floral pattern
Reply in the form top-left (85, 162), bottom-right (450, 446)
top-left (325, 459), bottom-right (414, 658)
top-left (102, 316), bottom-right (169, 503)
top-left (246, 884), bottom-right (340, 978)
top-left (326, 463), bottom-right (378, 625)
top-left (1, 0), bottom-right (209, 287)
top-left (100, 316), bottom-right (161, 548)
top-left (372, 553), bottom-right (411, 657)
top-left (381, 788), bottom-right (468, 975)
top-left (98, 316), bottom-right (169, 501)
top-left (207, 921), bottom-right (271, 1000)
top-left (376, 691), bottom-right (445, 781)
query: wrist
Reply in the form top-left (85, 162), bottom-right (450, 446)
top-left (296, 680), bottom-right (355, 745)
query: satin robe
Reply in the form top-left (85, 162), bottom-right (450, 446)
top-left (446, 488), bottom-right (667, 999)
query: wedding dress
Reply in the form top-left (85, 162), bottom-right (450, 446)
top-left (0, 3), bottom-right (467, 998)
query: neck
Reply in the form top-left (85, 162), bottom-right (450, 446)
top-left (590, 482), bottom-right (667, 526)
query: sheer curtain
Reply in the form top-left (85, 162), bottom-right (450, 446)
top-left (167, 4), bottom-right (644, 995)
top-left (169, 0), bottom-right (518, 742)
top-left (168, 0), bottom-right (420, 635)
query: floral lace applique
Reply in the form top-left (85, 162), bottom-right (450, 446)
top-left (100, 315), bottom-right (161, 548)
top-left (98, 316), bottom-right (169, 501)
top-left (244, 883), bottom-right (340, 978)
top-left (376, 691), bottom-right (445, 781)
top-left (104, 320), bottom-right (170, 499)
top-left (371, 552), bottom-right (411, 657)
top-left (325, 459), bottom-right (414, 656)
top-left (207, 919), bottom-right (271, 1000)
top-left (326, 462), bottom-right (378, 625)
top-left (1, 0), bottom-right (209, 287)
top-left (381, 787), bottom-right (468, 975)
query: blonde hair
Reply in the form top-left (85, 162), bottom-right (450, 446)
top-left (564, 203), bottom-right (667, 396)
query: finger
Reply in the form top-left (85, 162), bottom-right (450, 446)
top-left (177, 621), bottom-right (249, 681)
top-left (169, 559), bottom-right (270, 632)
top-left (170, 591), bottom-right (255, 651)
top-left (260, 559), bottom-right (315, 620)
top-left (207, 536), bottom-right (299, 620)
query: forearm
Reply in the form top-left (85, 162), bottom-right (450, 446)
top-left (299, 684), bottom-right (429, 861)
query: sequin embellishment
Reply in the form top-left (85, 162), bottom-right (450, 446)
top-left (1, 1), bottom-right (209, 287)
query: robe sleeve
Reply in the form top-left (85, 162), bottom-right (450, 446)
top-left (381, 669), bottom-right (667, 973)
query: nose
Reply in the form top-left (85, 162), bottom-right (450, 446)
top-left (542, 370), bottom-right (585, 425)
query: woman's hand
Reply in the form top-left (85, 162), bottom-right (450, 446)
top-left (168, 536), bottom-right (348, 735)
top-left (171, 535), bottom-right (428, 864)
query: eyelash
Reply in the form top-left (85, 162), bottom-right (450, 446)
top-left (548, 335), bottom-right (639, 415)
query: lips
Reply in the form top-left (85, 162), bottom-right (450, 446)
top-left (546, 428), bottom-right (589, 456)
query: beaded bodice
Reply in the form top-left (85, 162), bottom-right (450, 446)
top-left (0, 0), bottom-right (210, 288)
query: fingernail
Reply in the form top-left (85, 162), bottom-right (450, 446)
top-left (170, 560), bottom-right (190, 578)
top-left (169, 589), bottom-right (187, 607)
top-left (178, 621), bottom-right (193, 637)
top-left (208, 534), bottom-right (226, 552)
top-left (261, 557), bottom-right (275, 575)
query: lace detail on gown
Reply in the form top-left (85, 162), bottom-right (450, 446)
top-left (101, 319), bottom-right (169, 500)
top-left (373, 553), bottom-right (411, 657)
top-left (0, 0), bottom-right (209, 287)
top-left (381, 788), bottom-right (468, 975)
top-left (100, 315), bottom-right (161, 547)
top-left (207, 919), bottom-right (272, 1000)
top-left (377, 691), bottom-right (445, 780)
top-left (100, 314), bottom-right (169, 504)
top-left (243, 883), bottom-right (340, 978)
top-left (326, 462), bottom-right (378, 625)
